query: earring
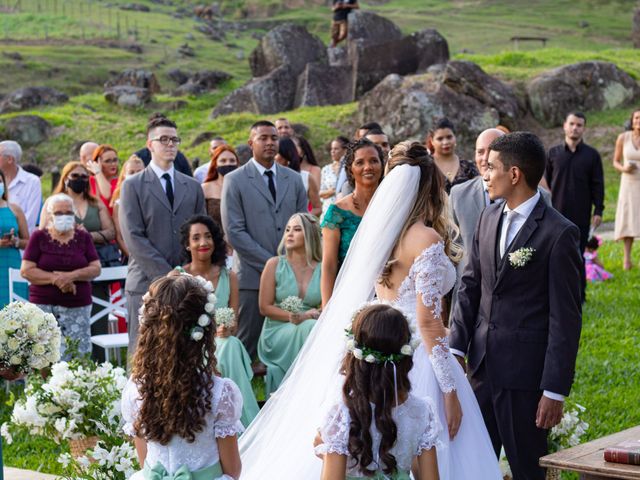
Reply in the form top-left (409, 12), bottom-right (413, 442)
top-left (186, 247), bottom-right (191, 251)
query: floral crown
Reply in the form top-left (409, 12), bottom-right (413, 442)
top-left (344, 301), bottom-right (415, 364)
top-left (139, 270), bottom-right (217, 342)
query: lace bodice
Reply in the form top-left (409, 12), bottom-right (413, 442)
top-left (121, 376), bottom-right (244, 474)
top-left (316, 395), bottom-right (440, 477)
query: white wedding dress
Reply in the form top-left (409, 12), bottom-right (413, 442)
top-left (238, 164), bottom-right (501, 479)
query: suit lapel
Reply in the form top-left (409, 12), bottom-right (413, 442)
top-left (172, 173), bottom-right (187, 213)
top-left (482, 204), bottom-right (502, 286)
top-left (143, 167), bottom-right (173, 213)
top-left (247, 162), bottom-right (276, 206)
top-left (275, 164), bottom-right (292, 210)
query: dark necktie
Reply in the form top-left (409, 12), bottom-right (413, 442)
top-left (162, 173), bottom-right (174, 207)
top-left (264, 170), bottom-right (276, 202)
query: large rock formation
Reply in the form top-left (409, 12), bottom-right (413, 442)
top-left (0, 87), bottom-right (68, 114)
top-left (104, 69), bottom-right (161, 94)
top-left (357, 61), bottom-right (521, 158)
top-left (346, 10), bottom-right (402, 48)
top-left (2, 115), bottom-right (51, 147)
top-left (104, 86), bottom-right (152, 107)
top-left (527, 61), bottom-right (640, 127)
top-left (294, 63), bottom-right (353, 108)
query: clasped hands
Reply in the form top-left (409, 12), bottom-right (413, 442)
top-left (52, 271), bottom-right (77, 295)
top-left (289, 308), bottom-right (321, 325)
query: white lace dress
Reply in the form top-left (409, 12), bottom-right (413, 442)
top-left (121, 376), bottom-right (244, 479)
top-left (316, 394), bottom-right (440, 478)
top-left (379, 242), bottom-right (502, 480)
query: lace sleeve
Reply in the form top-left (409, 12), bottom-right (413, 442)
top-left (315, 403), bottom-right (350, 456)
top-left (214, 379), bottom-right (245, 438)
top-left (413, 243), bottom-right (457, 393)
top-left (120, 378), bottom-right (140, 437)
top-left (415, 397), bottom-right (442, 454)
top-left (320, 204), bottom-right (343, 230)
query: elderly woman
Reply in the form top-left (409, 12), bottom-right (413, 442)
top-left (21, 193), bottom-right (101, 357)
top-left (257, 213), bottom-right (322, 396)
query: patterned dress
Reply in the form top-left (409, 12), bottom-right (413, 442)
top-left (321, 204), bottom-right (362, 267)
top-left (320, 163), bottom-right (339, 217)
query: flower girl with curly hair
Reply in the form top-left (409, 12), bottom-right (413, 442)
top-left (316, 303), bottom-right (440, 480)
top-left (121, 274), bottom-right (243, 480)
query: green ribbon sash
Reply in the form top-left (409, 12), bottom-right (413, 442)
top-left (143, 461), bottom-right (223, 480)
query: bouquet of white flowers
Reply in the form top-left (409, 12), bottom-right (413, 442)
top-left (549, 400), bottom-right (589, 451)
top-left (215, 307), bottom-right (235, 328)
top-left (57, 438), bottom-right (139, 480)
top-left (0, 302), bottom-right (61, 375)
top-left (2, 360), bottom-right (128, 444)
top-left (280, 296), bottom-right (305, 314)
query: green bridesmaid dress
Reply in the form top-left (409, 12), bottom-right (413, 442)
top-left (257, 257), bottom-right (322, 396)
top-left (213, 267), bottom-right (260, 427)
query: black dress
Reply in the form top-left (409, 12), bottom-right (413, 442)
top-left (444, 159), bottom-right (479, 194)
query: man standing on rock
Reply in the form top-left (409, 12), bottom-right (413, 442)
top-left (545, 111), bottom-right (604, 300)
top-left (330, 0), bottom-right (359, 48)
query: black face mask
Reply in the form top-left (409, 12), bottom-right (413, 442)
top-left (66, 178), bottom-right (89, 194)
top-left (217, 165), bottom-right (238, 177)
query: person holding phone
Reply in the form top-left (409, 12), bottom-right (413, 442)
top-left (0, 169), bottom-right (29, 307)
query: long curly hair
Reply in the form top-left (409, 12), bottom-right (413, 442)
top-left (379, 142), bottom-right (461, 287)
top-left (131, 275), bottom-right (218, 445)
top-left (341, 304), bottom-right (413, 477)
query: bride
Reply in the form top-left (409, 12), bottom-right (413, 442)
top-left (239, 141), bottom-right (501, 479)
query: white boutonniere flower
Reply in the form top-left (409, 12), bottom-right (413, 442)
top-left (508, 247), bottom-right (535, 268)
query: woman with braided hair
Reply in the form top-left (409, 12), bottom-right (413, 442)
top-left (121, 274), bottom-right (243, 480)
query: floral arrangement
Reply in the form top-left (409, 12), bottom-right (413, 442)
top-left (549, 400), bottom-right (589, 451)
top-left (2, 360), bottom-right (127, 443)
top-left (57, 438), bottom-right (138, 480)
top-left (0, 301), bottom-right (61, 374)
top-left (508, 247), bottom-right (535, 268)
top-left (215, 307), bottom-right (235, 329)
top-left (280, 295), bottom-right (305, 314)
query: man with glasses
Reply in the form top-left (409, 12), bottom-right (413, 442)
top-left (120, 115), bottom-right (205, 358)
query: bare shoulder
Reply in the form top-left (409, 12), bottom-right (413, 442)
top-left (8, 202), bottom-right (25, 218)
top-left (264, 256), bottom-right (280, 270)
top-left (402, 223), bottom-right (443, 256)
top-left (334, 194), bottom-right (353, 210)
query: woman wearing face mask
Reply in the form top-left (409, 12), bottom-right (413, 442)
top-left (202, 145), bottom-right (239, 234)
top-left (21, 193), bottom-right (101, 358)
top-left (0, 169), bottom-right (29, 308)
top-left (40, 162), bottom-right (115, 247)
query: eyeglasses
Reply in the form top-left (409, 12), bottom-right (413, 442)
top-left (69, 173), bottom-right (89, 180)
top-left (151, 136), bottom-right (182, 146)
top-left (101, 157), bottom-right (119, 164)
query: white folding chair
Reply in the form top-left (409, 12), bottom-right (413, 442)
top-left (8, 268), bottom-right (29, 303)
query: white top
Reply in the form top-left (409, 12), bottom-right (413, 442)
top-left (8, 166), bottom-right (41, 234)
top-left (499, 191), bottom-right (540, 254)
top-left (316, 394), bottom-right (440, 477)
top-left (250, 158), bottom-right (278, 190)
top-left (194, 162), bottom-right (211, 183)
top-left (300, 170), bottom-right (309, 193)
top-left (121, 376), bottom-right (244, 474)
top-left (149, 161), bottom-right (175, 193)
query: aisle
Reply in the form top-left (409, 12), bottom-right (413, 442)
top-left (3, 467), bottom-right (58, 480)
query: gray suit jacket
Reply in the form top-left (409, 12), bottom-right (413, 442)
top-left (120, 166), bottom-right (205, 293)
top-left (222, 161), bottom-right (307, 290)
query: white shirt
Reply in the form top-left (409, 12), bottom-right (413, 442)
top-left (194, 162), bottom-right (211, 183)
top-left (9, 167), bottom-right (42, 234)
top-left (149, 161), bottom-right (175, 193)
top-left (250, 158), bottom-right (278, 190)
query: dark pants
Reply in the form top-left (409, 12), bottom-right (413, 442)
top-left (238, 289), bottom-right (262, 359)
top-left (470, 362), bottom-right (548, 480)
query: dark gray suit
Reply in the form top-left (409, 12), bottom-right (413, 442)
top-left (450, 197), bottom-right (582, 480)
top-left (221, 160), bottom-right (307, 356)
top-left (120, 166), bottom-right (205, 354)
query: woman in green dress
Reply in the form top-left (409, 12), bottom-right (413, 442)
top-left (178, 214), bottom-right (259, 427)
top-left (258, 213), bottom-right (322, 396)
top-left (320, 139), bottom-right (384, 306)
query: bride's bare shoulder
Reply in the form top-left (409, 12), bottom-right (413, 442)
top-left (402, 223), bottom-right (443, 256)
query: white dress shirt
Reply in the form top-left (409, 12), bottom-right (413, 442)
top-left (194, 162), bottom-right (211, 183)
top-left (250, 158), bottom-right (278, 190)
top-left (9, 167), bottom-right (42, 234)
top-left (149, 161), bottom-right (175, 193)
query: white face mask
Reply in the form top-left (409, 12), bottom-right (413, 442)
top-left (53, 214), bottom-right (75, 232)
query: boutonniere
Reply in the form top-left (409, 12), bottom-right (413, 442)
top-left (508, 247), bottom-right (535, 268)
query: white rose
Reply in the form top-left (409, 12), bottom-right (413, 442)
top-left (198, 314), bottom-right (211, 327)
top-left (7, 337), bottom-right (20, 351)
top-left (204, 302), bottom-right (215, 313)
top-left (26, 323), bottom-right (39, 337)
top-left (353, 348), bottom-right (363, 360)
top-left (33, 344), bottom-right (45, 355)
top-left (400, 344), bottom-right (413, 356)
top-left (364, 354), bottom-right (376, 363)
top-left (345, 339), bottom-right (356, 351)
top-left (191, 329), bottom-right (204, 341)
top-left (207, 293), bottom-right (217, 304)
top-left (9, 355), bottom-right (21, 365)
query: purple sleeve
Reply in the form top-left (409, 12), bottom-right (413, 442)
top-left (83, 230), bottom-right (99, 263)
top-left (22, 229), bottom-right (43, 262)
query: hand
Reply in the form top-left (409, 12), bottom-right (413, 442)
top-left (313, 429), bottom-right (324, 459)
top-left (0, 228), bottom-right (15, 248)
top-left (216, 325), bottom-right (231, 338)
top-left (624, 162), bottom-right (637, 173)
top-left (85, 159), bottom-right (101, 176)
top-left (455, 354), bottom-right (467, 373)
top-left (305, 308), bottom-right (321, 320)
top-left (289, 312), bottom-right (302, 325)
top-left (443, 391), bottom-right (463, 440)
top-left (53, 271), bottom-right (76, 292)
top-left (591, 215), bottom-right (602, 229)
top-left (536, 396), bottom-right (564, 429)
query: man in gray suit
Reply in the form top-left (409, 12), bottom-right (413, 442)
top-left (222, 121), bottom-right (307, 357)
top-left (120, 116), bottom-right (205, 355)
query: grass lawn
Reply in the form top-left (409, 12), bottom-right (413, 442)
top-left (2, 239), bottom-right (639, 474)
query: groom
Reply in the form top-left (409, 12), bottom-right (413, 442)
top-left (450, 132), bottom-right (582, 480)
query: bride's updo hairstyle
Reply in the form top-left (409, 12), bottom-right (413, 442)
top-left (379, 141), bottom-right (461, 287)
top-left (132, 275), bottom-right (218, 445)
top-left (341, 304), bottom-right (413, 477)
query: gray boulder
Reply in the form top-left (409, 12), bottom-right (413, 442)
top-left (211, 66), bottom-right (296, 117)
top-left (167, 69), bottom-right (190, 85)
top-left (3, 115), bottom-right (51, 147)
top-left (104, 86), bottom-right (152, 107)
top-left (347, 10), bottom-right (402, 48)
top-left (0, 87), bottom-right (68, 114)
top-left (104, 69), bottom-right (161, 94)
top-left (174, 70), bottom-right (232, 96)
top-left (527, 61), bottom-right (640, 127)
top-left (294, 63), bottom-right (353, 108)
top-left (249, 23), bottom-right (327, 78)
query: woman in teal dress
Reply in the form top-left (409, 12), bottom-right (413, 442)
top-left (0, 169), bottom-right (29, 306)
top-left (321, 138), bottom-right (384, 306)
top-left (178, 214), bottom-right (259, 427)
top-left (258, 213), bottom-right (323, 396)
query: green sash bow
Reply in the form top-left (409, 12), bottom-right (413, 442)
top-left (143, 461), bottom-right (223, 480)
top-left (346, 470), bottom-right (411, 480)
